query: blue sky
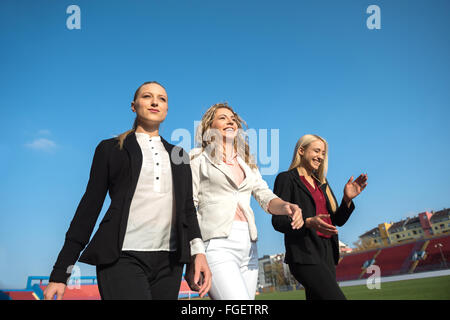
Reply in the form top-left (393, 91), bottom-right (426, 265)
top-left (1, 0), bottom-right (449, 289)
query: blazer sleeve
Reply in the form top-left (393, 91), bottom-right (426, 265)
top-left (187, 149), bottom-right (206, 255)
top-left (188, 149), bottom-right (201, 209)
top-left (182, 150), bottom-right (202, 243)
top-left (271, 172), bottom-right (297, 234)
top-left (49, 140), bottom-right (110, 284)
top-left (251, 167), bottom-right (278, 213)
top-left (327, 182), bottom-right (355, 227)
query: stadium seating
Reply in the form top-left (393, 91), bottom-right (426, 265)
top-left (1, 290), bottom-right (38, 300)
top-left (366, 242), bottom-right (417, 277)
top-left (178, 280), bottom-right (199, 299)
top-left (39, 284), bottom-right (100, 300)
top-left (335, 249), bottom-right (379, 281)
top-left (415, 235), bottom-right (450, 272)
top-left (335, 235), bottom-right (450, 282)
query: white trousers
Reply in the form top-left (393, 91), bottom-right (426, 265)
top-left (205, 221), bottom-right (259, 300)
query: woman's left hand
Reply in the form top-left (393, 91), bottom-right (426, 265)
top-left (344, 173), bottom-right (368, 201)
top-left (184, 253), bottom-right (212, 298)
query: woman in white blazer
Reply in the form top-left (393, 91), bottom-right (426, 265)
top-left (186, 102), bottom-right (304, 300)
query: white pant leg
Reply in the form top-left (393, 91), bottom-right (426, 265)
top-left (205, 221), bottom-right (258, 300)
top-left (240, 241), bottom-right (259, 300)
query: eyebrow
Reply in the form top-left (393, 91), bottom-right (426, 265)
top-left (141, 91), bottom-right (167, 98)
top-left (217, 113), bottom-right (236, 118)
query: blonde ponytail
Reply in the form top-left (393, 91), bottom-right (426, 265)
top-left (116, 118), bottom-right (137, 150)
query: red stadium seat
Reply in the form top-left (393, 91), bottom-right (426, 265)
top-left (336, 249), bottom-right (379, 281)
top-left (366, 242), bottom-right (417, 277)
top-left (39, 284), bottom-right (100, 300)
top-left (416, 235), bottom-right (450, 272)
top-left (3, 290), bottom-right (38, 300)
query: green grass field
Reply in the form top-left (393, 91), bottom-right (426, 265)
top-left (188, 275), bottom-right (450, 300)
top-left (254, 275), bottom-right (450, 300)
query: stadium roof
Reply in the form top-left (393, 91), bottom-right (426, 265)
top-left (389, 219), bottom-right (408, 233)
top-left (360, 227), bottom-right (379, 238)
top-left (430, 208), bottom-right (450, 222)
top-left (405, 217), bottom-right (421, 226)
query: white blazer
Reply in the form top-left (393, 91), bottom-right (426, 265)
top-left (189, 148), bottom-right (278, 255)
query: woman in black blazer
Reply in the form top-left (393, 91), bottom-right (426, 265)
top-left (272, 134), bottom-right (367, 300)
top-left (44, 81), bottom-right (211, 300)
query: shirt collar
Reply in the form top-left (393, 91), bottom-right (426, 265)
top-left (135, 132), bottom-right (161, 142)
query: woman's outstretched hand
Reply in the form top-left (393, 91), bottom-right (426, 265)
top-left (344, 173), bottom-right (368, 203)
top-left (305, 214), bottom-right (338, 236)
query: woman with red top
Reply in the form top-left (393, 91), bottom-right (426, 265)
top-left (272, 134), bottom-right (367, 300)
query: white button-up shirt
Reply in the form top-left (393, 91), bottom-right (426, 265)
top-left (121, 133), bottom-right (177, 251)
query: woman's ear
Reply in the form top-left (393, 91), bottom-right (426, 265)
top-left (298, 147), bottom-right (304, 156)
top-left (131, 101), bottom-right (136, 113)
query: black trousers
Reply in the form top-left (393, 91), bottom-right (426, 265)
top-left (289, 237), bottom-right (346, 300)
top-left (96, 250), bottom-right (184, 300)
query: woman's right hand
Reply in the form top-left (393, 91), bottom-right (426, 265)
top-left (305, 214), bottom-right (338, 236)
top-left (43, 282), bottom-right (66, 300)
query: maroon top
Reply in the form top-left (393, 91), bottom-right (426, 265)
top-left (299, 175), bottom-right (333, 238)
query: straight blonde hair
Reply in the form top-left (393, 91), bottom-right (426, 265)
top-left (289, 134), bottom-right (337, 213)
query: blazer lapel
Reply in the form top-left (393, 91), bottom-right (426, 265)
top-left (161, 137), bottom-right (184, 214)
top-left (289, 168), bottom-right (315, 203)
top-left (236, 156), bottom-right (250, 189)
top-left (203, 150), bottom-right (239, 188)
top-left (161, 136), bottom-right (181, 183)
top-left (161, 136), bottom-right (175, 158)
top-left (123, 132), bottom-right (143, 194)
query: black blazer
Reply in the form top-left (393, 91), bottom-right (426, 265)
top-left (271, 169), bottom-right (355, 266)
top-left (49, 132), bottom-right (201, 284)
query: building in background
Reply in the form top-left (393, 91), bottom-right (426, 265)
top-left (355, 208), bottom-right (450, 250)
top-left (257, 241), bottom-right (352, 291)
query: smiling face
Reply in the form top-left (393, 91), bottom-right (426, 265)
top-left (210, 107), bottom-right (238, 141)
top-left (131, 83), bottom-right (168, 126)
top-left (299, 139), bottom-right (326, 172)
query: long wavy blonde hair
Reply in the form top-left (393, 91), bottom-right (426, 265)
top-left (289, 134), bottom-right (337, 212)
top-left (192, 102), bottom-right (257, 169)
top-left (116, 81), bottom-right (166, 149)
